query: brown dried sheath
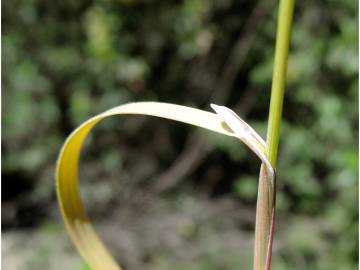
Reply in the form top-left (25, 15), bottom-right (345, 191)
top-left (265, 172), bottom-right (276, 270)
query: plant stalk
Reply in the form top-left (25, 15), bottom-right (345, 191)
top-left (266, 0), bottom-right (295, 167)
top-left (253, 1), bottom-right (295, 270)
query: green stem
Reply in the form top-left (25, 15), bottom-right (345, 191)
top-left (253, 1), bottom-right (294, 270)
top-left (266, 0), bottom-right (295, 167)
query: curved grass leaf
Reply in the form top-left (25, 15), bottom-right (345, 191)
top-left (56, 101), bottom-right (275, 270)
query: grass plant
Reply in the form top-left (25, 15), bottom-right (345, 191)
top-left (55, 1), bottom-right (295, 270)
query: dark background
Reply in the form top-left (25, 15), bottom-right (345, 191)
top-left (2, 0), bottom-right (358, 269)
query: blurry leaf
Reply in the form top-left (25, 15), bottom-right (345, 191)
top-left (115, 58), bottom-right (148, 83)
top-left (285, 217), bottom-right (326, 255)
top-left (84, 6), bottom-right (118, 61)
top-left (70, 90), bottom-right (92, 125)
top-left (10, 61), bottom-right (38, 91)
top-left (283, 162), bottom-right (321, 197)
top-left (234, 175), bottom-right (258, 200)
top-left (250, 59), bottom-right (273, 85)
top-left (326, 41), bottom-right (358, 76)
top-left (41, 47), bottom-right (81, 74)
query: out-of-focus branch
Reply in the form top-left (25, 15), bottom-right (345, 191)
top-left (211, 0), bottom-right (271, 103)
top-left (151, 1), bottom-right (270, 194)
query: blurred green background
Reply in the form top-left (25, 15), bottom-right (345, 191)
top-left (2, 0), bottom-right (358, 269)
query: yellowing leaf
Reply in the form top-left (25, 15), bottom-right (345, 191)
top-left (56, 102), bottom-right (274, 270)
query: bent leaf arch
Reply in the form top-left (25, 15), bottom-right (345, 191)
top-left (56, 102), bottom-right (274, 270)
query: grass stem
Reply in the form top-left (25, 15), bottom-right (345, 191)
top-left (253, 1), bottom-right (295, 270)
top-left (266, 0), bottom-right (295, 167)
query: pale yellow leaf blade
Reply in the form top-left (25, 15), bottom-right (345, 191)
top-left (56, 101), bottom-right (275, 270)
top-left (56, 102), bottom-right (238, 270)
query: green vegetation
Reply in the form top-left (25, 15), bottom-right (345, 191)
top-left (254, 1), bottom-right (294, 269)
top-left (3, 0), bottom-right (357, 270)
top-left (266, 0), bottom-right (294, 167)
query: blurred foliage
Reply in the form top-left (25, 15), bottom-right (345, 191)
top-left (2, 0), bottom-right (357, 269)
